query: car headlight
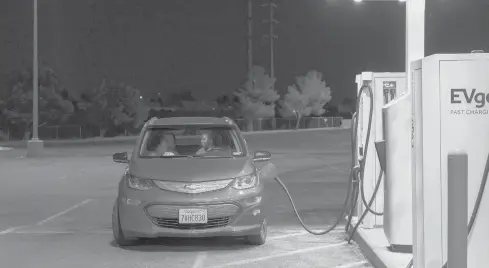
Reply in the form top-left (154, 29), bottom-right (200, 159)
top-left (126, 174), bottom-right (153, 191)
top-left (232, 173), bottom-right (258, 190)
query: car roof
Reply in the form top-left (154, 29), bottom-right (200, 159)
top-left (146, 116), bottom-right (236, 127)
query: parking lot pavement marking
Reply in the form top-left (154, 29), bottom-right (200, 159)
top-left (7, 230), bottom-right (113, 235)
top-left (36, 199), bottom-right (92, 226)
top-left (205, 241), bottom-right (348, 268)
top-left (192, 252), bottom-right (208, 268)
top-left (0, 225), bottom-right (28, 235)
top-left (268, 228), bottom-right (344, 240)
top-left (334, 261), bottom-right (369, 268)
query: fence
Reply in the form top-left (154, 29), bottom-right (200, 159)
top-left (234, 117), bottom-right (342, 131)
top-left (0, 125), bottom-right (83, 141)
top-left (0, 116), bottom-right (343, 141)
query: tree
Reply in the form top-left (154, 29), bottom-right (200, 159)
top-left (216, 94), bottom-right (238, 109)
top-left (83, 80), bottom-right (148, 136)
top-left (166, 90), bottom-right (196, 108)
top-left (234, 66), bottom-right (280, 131)
top-left (216, 95), bottom-right (229, 108)
top-left (0, 66), bottom-right (75, 138)
top-left (280, 70), bottom-right (332, 129)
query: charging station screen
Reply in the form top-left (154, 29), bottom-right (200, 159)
top-left (383, 81), bottom-right (397, 104)
top-left (439, 59), bottom-right (489, 267)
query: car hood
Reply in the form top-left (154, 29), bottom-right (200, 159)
top-left (129, 157), bottom-right (255, 182)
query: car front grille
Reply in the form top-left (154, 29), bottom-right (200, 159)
top-left (152, 216), bottom-right (233, 229)
top-left (152, 180), bottom-right (233, 194)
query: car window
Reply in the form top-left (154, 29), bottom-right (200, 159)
top-left (138, 125), bottom-right (245, 158)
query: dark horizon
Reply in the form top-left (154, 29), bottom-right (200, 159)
top-left (1, 0), bottom-right (488, 104)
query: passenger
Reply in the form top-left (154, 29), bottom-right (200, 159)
top-left (148, 133), bottom-right (177, 156)
top-left (158, 133), bottom-right (177, 156)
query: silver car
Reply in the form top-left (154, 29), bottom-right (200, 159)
top-left (112, 117), bottom-right (278, 247)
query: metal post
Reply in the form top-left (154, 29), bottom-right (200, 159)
top-left (447, 152), bottom-right (468, 268)
top-left (247, 0), bottom-right (253, 74)
top-left (261, 0), bottom-right (278, 86)
top-left (405, 0), bottom-right (425, 94)
top-left (33, 0), bottom-right (39, 140)
top-left (269, 0), bottom-right (275, 80)
top-left (27, 0), bottom-right (44, 157)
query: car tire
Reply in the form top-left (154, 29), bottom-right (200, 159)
top-left (112, 204), bottom-right (137, 247)
top-left (245, 219), bottom-right (267, 246)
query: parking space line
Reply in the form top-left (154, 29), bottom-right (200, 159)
top-left (192, 252), bottom-right (208, 268)
top-left (269, 227), bottom-right (344, 240)
top-left (36, 199), bottom-right (92, 226)
top-left (7, 230), bottom-right (113, 235)
top-left (0, 225), bottom-right (28, 235)
top-left (205, 241), bottom-right (348, 268)
top-left (334, 261), bottom-right (369, 268)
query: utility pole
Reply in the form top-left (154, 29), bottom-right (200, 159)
top-left (261, 0), bottom-right (278, 85)
top-left (246, 0), bottom-right (253, 74)
top-left (27, 0), bottom-right (44, 157)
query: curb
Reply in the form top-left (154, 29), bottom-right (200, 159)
top-left (348, 223), bottom-right (388, 268)
top-left (0, 127), bottom-right (348, 148)
top-left (348, 220), bottom-right (412, 268)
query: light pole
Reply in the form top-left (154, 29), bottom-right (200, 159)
top-left (353, 0), bottom-right (425, 94)
top-left (27, 0), bottom-right (44, 157)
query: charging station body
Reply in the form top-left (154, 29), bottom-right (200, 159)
top-left (411, 53), bottom-right (489, 268)
top-left (382, 93), bottom-right (413, 249)
top-left (355, 72), bottom-right (406, 229)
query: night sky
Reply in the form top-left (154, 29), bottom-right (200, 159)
top-left (1, 0), bottom-right (488, 104)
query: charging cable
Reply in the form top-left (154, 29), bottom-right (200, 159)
top-left (344, 82), bottom-right (384, 243)
top-left (273, 82), bottom-right (384, 239)
top-left (405, 153), bottom-right (489, 268)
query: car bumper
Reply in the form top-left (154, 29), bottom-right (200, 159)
top-left (117, 196), bottom-right (265, 239)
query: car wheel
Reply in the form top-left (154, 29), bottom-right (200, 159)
top-left (112, 204), bottom-right (137, 247)
top-left (245, 219), bottom-right (267, 246)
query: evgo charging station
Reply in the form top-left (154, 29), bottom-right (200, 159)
top-left (354, 72), bottom-right (407, 230)
top-left (411, 53), bottom-right (489, 268)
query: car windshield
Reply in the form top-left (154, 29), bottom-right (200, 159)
top-left (138, 125), bottom-right (245, 158)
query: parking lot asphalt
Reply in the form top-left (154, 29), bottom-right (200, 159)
top-left (0, 129), bottom-right (372, 268)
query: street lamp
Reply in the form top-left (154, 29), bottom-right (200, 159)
top-left (27, 0), bottom-right (44, 157)
top-left (353, 0), bottom-right (425, 95)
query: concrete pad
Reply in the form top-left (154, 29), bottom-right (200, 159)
top-left (348, 221), bottom-right (412, 268)
top-left (27, 139), bottom-right (44, 158)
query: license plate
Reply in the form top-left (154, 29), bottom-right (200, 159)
top-left (178, 208), bottom-right (208, 224)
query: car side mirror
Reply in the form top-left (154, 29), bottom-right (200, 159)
top-left (253, 150), bottom-right (272, 162)
top-left (113, 152), bottom-right (129, 164)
